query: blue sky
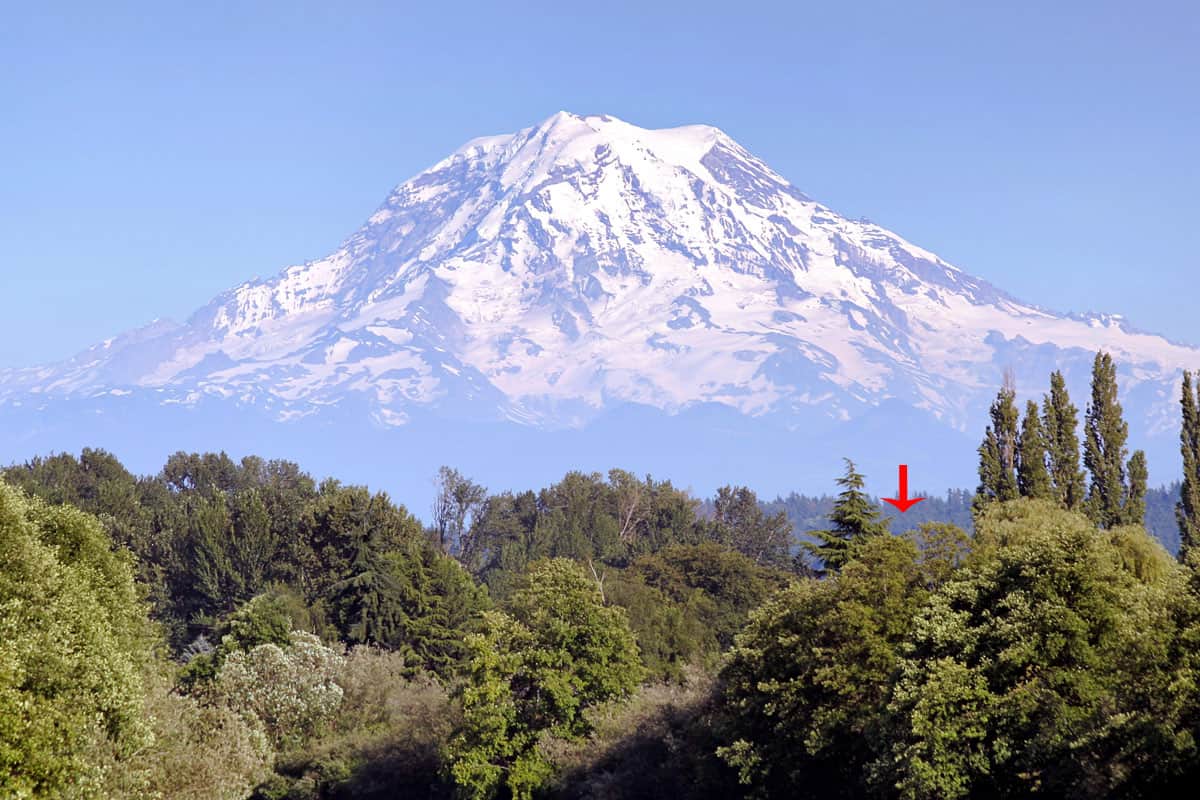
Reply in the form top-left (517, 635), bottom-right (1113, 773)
top-left (2, 0), bottom-right (1196, 368)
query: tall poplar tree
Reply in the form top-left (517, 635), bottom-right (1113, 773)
top-left (1042, 371), bottom-right (1086, 511)
top-left (975, 375), bottom-right (1020, 510)
top-left (1178, 371), bottom-right (1200, 560)
top-left (1017, 400), bottom-right (1052, 500)
top-left (1125, 449), bottom-right (1148, 527)
top-left (1084, 352), bottom-right (1139, 528)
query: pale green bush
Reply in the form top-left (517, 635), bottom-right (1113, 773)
top-left (216, 631), bottom-right (345, 749)
top-left (98, 669), bottom-right (273, 800)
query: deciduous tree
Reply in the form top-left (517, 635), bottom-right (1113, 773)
top-left (1084, 352), bottom-right (1135, 527)
top-left (975, 373), bottom-right (1020, 509)
top-left (448, 559), bottom-right (642, 799)
top-left (1042, 370), bottom-right (1086, 511)
top-left (1178, 371), bottom-right (1200, 560)
top-left (1017, 400), bottom-right (1052, 500)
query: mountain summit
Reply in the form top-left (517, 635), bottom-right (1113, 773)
top-left (1, 112), bottom-right (1193, 494)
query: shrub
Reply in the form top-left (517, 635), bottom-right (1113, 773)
top-left (260, 647), bottom-right (457, 799)
top-left (215, 631), bottom-right (345, 749)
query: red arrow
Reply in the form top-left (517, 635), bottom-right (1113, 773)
top-left (883, 464), bottom-right (925, 513)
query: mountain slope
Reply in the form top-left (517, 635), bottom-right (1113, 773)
top-left (1, 111), bottom-right (1193, 496)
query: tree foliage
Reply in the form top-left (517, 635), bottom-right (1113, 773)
top-left (1016, 399), bottom-right (1052, 500)
top-left (976, 375), bottom-right (1021, 509)
top-left (883, 500), bottom-right (1194, 798)
top-left (801, 458), bottom-right (889, 574)
top-left (214, 631), bottom-right (346, 750)
top-left (1043, 370), bottom-right (1086, 511)
top-left (720, 535), bottom-right (927, 798)
top-left (1179, 371), bottom-right (1200, 560)
top-left (448, 559), bottom-right (643, 799)
top-left (0, 481), bottom-right (154, 798)
top-left (7, 369), bottom-right (1200, 800)
top-left (616, 543), bottom-right (792, 678)
top-left (432, 466), bottom-right (487, 557)
top-left (467, 471), bottom-right (708, 598)
top-left (1083, 352), bottom-right (1147, 527)
top-left (708, 485), bottom-right (793, 568)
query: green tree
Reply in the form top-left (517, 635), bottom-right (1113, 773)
top-left (183, 493), bottom-right (241, 622)
top-left (432, 466), bottom-right (487, 557)
top-left (0, 482), bottom-right (154, 797)
top-left (907, 521), bottom-right (971, 589)
top-left (229, 488), bottom-right (276, 598)
top-left (1016, 400), bottom-right (1052, 500)
top-left (975, 375), bottom-right (1021, 509)
top-left (1178, 371), bottom-right (1200, 559)
top-left (882, 500), bottom-right (1195, 798)
top-left (300, 482), bottom-right (423, 601)
top-left (630, 543), bottom-right (792, 650)
top-left (710, 485), bottom-right (793, 567)
top-left (377, 544), bottom-right (491, 678)
top-left (720, 535), bottom-right (928, 798)
top-left (1126, 449), bottom-right (1149, 527)
top-left (605, 469), bottom-right (702, 556)
top-left (463, 471), bottom-right (707, 596)
top-left (1042, 370), bottom-right (1086, 511)
top-left (602, 573), bottom-right (705, 681)
top-left (1084, 351), bottom-right (1135, 527)
top-left (802, 459), bottom-right (889, 574)
top-left (468, 489), bottom-right (543, 599)
top-left (448, 559), bottom-right (643, 799)
top-left (328, 507), bottom-right (409, 650)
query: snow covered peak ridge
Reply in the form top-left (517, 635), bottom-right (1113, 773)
top-left (1, 111), bottom-right (1196, 446)
top-left (436, 111), bottom-right (759, 199)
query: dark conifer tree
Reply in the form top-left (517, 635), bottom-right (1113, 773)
top-left (1177, 371), bottom-right (1200, 559)
top-left (329, 509), bottom-right (407, 647)
top-left (803, 459), bottom-right (889, 574)
top-left (1042, 371), bottom-right (1086, 511)
top-left (1017, 400), bottom-right (1052, 500)
top-left (1084, 352), bottom-right (1132, 528)
top-left (975, 375), bottom-right (1020, 510)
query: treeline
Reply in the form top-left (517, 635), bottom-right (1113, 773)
top-left (0, 451), bottom-right (799, 798)
top-left (1, 454), bottom-right (797, 675)
top-left (767, 484), bottom-right (1184, 553)
top-left (5, 352), bottom-right (1200, 799)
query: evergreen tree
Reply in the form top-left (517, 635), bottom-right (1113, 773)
top-left (1017, 399), bottom-right (1052, 500)
top-left (802, 459), bottom-right (889, 574)
top-left (1178, 371), bottom-right (1200, 560)
top-left (1042, 370), bottom-right (1086, 511)
top-left (1084, 352), bottom-right (1132, 528)
top-left (975, 376), bottom-right (1020, 509)
top-left (328, 511), bottom-right (407, 648)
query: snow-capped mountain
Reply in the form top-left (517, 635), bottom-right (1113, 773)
top-left (1, 111), bottom-right (1194, 497)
